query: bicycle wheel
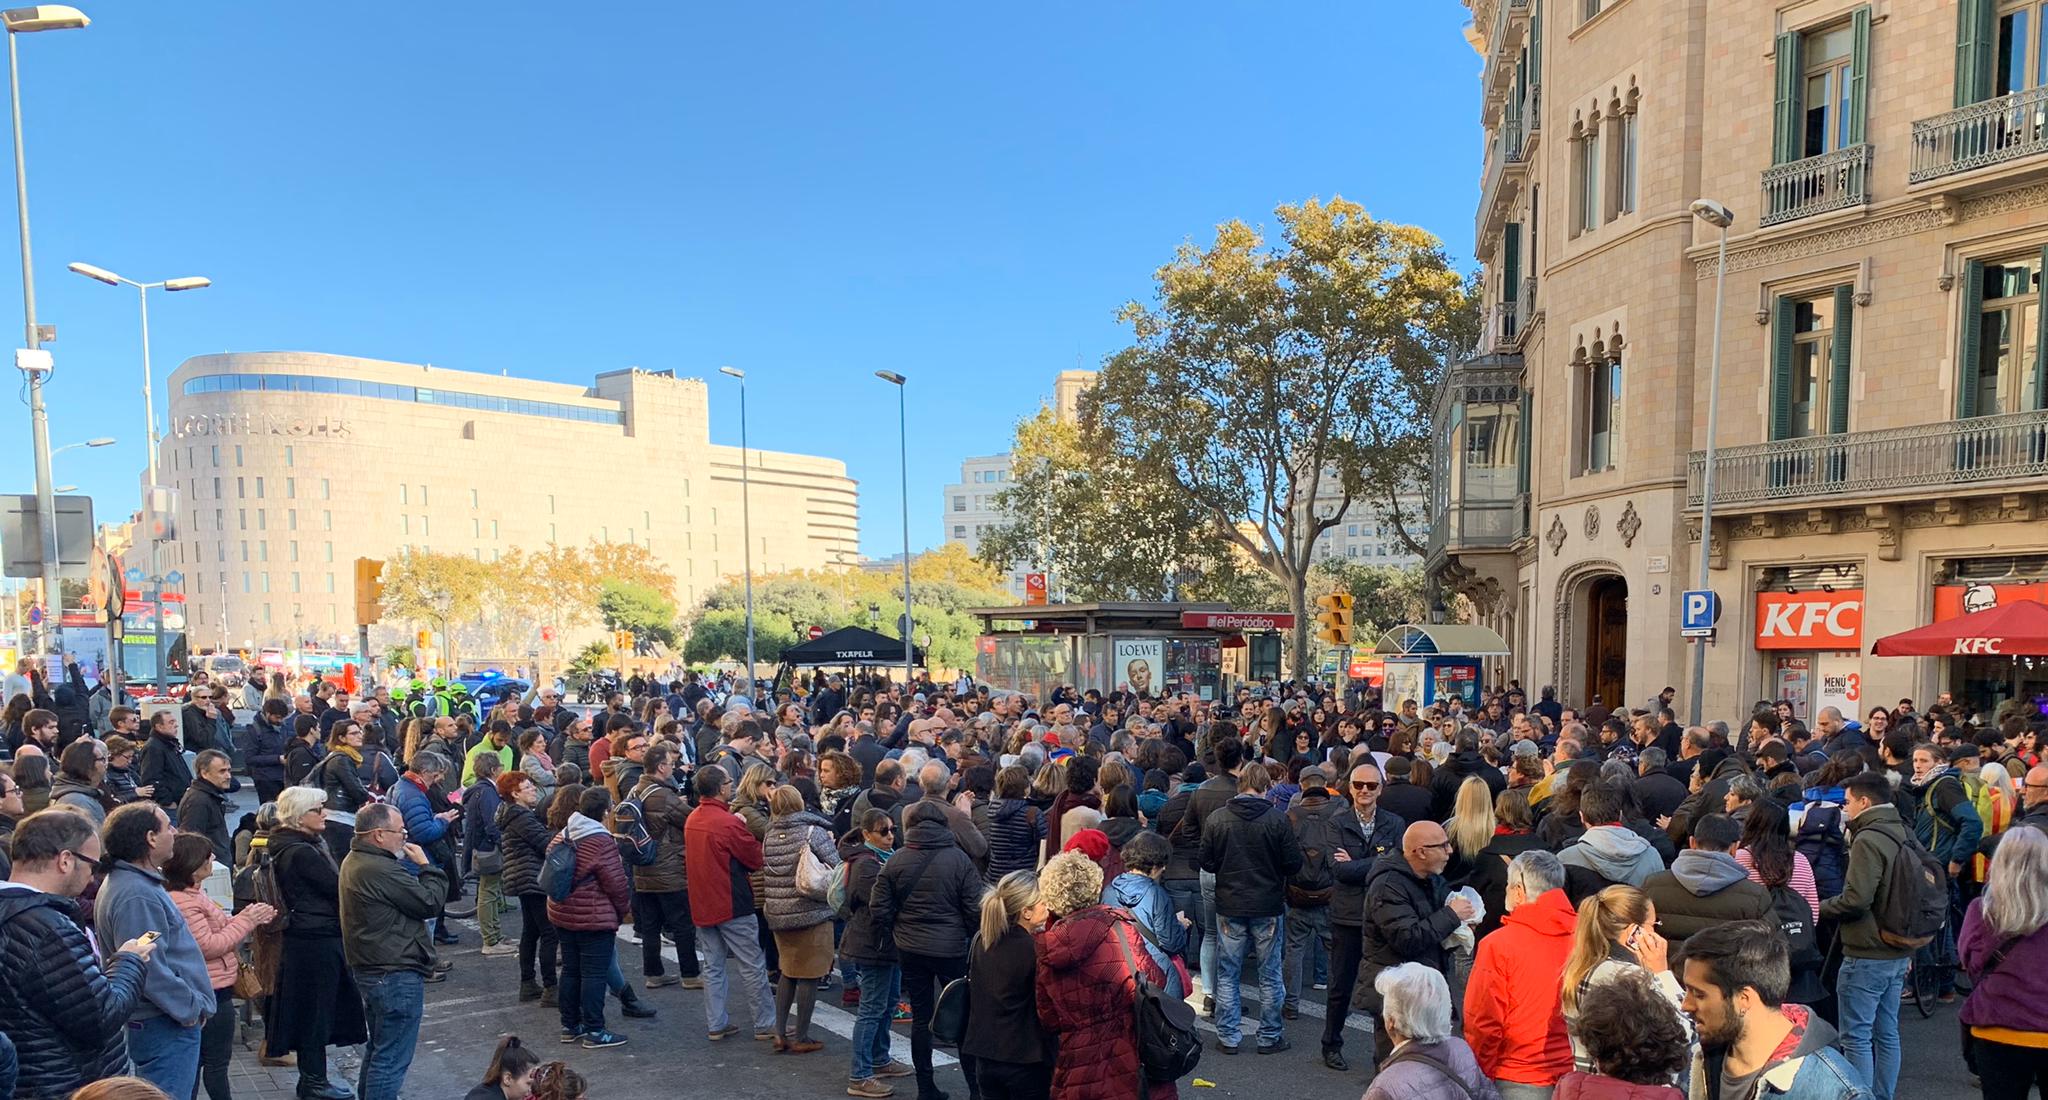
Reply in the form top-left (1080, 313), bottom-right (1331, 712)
top-left (1909, 951), bottom-right (1940, 1019)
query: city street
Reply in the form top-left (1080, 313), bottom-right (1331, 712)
top-left (235, 913), bottom-right (1972, 1100)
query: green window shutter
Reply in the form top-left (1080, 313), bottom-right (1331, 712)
top-left (1517, 389), bottom-right (1531, 495)
top-left (1847, 8), bottom-right (1871, 145)
top-left (1504, 224), bottom-right (1521, 295)
top-left (1773, 33), bottom-right (1804, 165)
top-left (1770, 296), bottom-right (1797, 440)
top-left (1530, 0), bottom-right (1541, 76)
top-left (2035, 248), bottom-right (2048, 411)
top-left (1955, 0), bottom-right (1994, 107)
top-left (1958, 259), bottom-right (1986, 419)
top-left (1829, 285), bottom-right (1854, 434)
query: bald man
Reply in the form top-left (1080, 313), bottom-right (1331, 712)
top-left (1982, 763), bottom-right (2048, 860)
top-left (895, 759), bottom-right (989, 867)
top-left (1353, 821), bottom-right (1476, 1063)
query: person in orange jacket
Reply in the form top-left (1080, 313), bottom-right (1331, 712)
top-left (1464, 849), bottom-right (1579, 1099)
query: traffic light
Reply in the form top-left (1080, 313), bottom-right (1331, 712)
top-left (354, 558), bottom-right (385, 626)
top-left (1315, 591), bottom-right (1356, 646)
top-left (613, 629), bottom-right (632, 653)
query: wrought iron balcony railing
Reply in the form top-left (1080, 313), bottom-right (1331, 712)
top-left (1910, 86), bottom-right (2048, 183)
top-left (1685, 408), bottom-right (2048, 508)
top-left (1761, 144), bottom-right (1872, 227)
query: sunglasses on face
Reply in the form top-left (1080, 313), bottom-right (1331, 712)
top-left (1352, 780), bottom-right (1382, 791)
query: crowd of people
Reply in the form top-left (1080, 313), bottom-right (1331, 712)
top-left (4, 653), bottom-right (2047, 1100)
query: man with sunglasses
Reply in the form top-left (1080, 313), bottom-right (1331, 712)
top-left (1318, 759), bottom-right (1407, 1070)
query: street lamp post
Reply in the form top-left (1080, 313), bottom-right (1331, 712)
top-left (1688, 198), bottom-right (1734, 727)
top-left (69, 262), bottom-right (210, 692)
top-left (718, 366), bottom-right (756, 700)
top-left (875, 371), bottom-right (912, 690)
top-left (5, 5), bottom-right (90, 656)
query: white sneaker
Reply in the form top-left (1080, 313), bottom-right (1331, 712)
top-left (479, 943), bottom-right (518, 957)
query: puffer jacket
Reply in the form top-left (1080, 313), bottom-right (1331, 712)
top-left (1360, 851), bottom-right (1461, 981)
top-left (630, 774), bottom-right (691, 895)
top-left (1199, 792), bottom-right (1304, 919)
top-left (496, 801), bottom-right (550, 899)
top-left (1641, 850), bottom-right (1771, 948)
top-left (1033, 905), bottom-right (1176, 1100)
top-left (981, 797), bottom-right (1044, 884)
top-left (0, 883), bottom-right (150, 1100)
top-left (1554, 1073), bottom-right (1684, 1100)
top-left (1364, 1038), bottom-right (1502, 1100)
top-left (836, 836), bottom-right (895, 965)
top-left (172, 883), bottom-right (263, 990)
top-left (1103, 870), bottom-right (1186, 984)
top-left (871, 818), bottom-right (984, 959)
top-left (546, 813), bottom-right (632, 932)
top-left (761, 810), bottom-right (839, 931)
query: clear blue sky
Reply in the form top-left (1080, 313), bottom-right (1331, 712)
top-left (10, 3), bottom-right (1481, 559)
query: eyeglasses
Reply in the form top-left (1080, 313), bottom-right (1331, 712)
top-left (1351, 781), bottom-right (1382, 791)
top-left (1411, 841), bottom-right (1454, 853)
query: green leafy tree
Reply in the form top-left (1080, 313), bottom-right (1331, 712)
top-left (598, 578), bottom-right (679, 650)
top-left (977, 405), bottom-right (1259, 601)
top-left (1088, 197), bottom-right (1475, 670)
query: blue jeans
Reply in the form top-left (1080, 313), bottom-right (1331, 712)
top-left (1214, 914), bottom-right (1284, 1046)
top-left (126, 1014), bottom-right (201, 1099)
top-left (356, 969), bottom-right (424, 1100)
top-left (1837, 954), bottom-right (1908, 1100)
top-left (1198, 871), bottom-right (1219, 990)
top-left (852, 962), bottom-right (902, 1080)
top-left (1165, 878), bottom-right (1204, 982)
top-left (558, 928), bottom-right (614, 1036)
top-left (1283, 904), bottom-right (1330, 1011)
top-left (701, 916), bottom-right (776, 1033)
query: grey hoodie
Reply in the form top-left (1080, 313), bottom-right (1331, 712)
top-left (1559, 823), bottom-right (1663, 887)
top-left (1669, 848), bottom-right (1747, 896)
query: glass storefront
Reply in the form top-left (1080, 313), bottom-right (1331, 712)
top-left (1754, 564), bottom-right (1864, 723)
top-left (1935, 555), bottom-right (2048, 718)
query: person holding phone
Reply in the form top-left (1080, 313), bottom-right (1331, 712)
top-left (1559, 884), bottom-right (1692, 1081)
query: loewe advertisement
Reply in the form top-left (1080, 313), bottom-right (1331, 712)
top-left (1113, 637), bottom-right (1163, 696)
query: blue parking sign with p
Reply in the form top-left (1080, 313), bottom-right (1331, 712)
top-left (1681, 590), bottom-right (1719, 637)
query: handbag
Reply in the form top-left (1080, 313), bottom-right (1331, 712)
top-left (932, 975), bottom-right (971, 1046)
top-left (795, 828), bottom-right (835, 902)
top-left (233, 956), bottom-right (268, 999)
top-left (1109, 917), bottom-right (1202, 1083)
top-left (474, 847), bottom-right (503, 875)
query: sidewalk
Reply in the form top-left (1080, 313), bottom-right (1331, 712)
top-left (224, 1011), bottom-right (362, 1100)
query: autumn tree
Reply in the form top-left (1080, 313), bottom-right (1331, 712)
top-left (599, 579), bottom-right (679, 651)
top-left (1088, 197), bottom-right (1474, 671)
top-left (378, 549), bottom-right (491, 669)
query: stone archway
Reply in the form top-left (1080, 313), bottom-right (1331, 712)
top-left (1552, 560), bottom-right (1626, 708)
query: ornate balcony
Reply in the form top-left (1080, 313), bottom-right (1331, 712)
top-left (1910, 86), bottom-right (2048, 184)
top-left (1684, 408), bottom-right (2048, 510)
top-left (1477, 102), bottom-right (1528, 249)
top-left (1480, 0), bottom-right (1532, 124)
top-left (1760, 144), bottom-right (1873, 227)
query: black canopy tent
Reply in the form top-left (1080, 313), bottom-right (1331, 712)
top-left (777, 626), bottom-right (924, 668)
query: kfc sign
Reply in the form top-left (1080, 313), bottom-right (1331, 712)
top-left (1754, 590), bottom-right (1863, 649)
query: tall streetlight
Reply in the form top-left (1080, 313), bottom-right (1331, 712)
top-left (1688, 198), bottom-right (1734, 727)
top-left (67, 263), bottom-right (211, 494)
top-left (718, 366), bottom-right (756, 698)
top-left (5, 4), bottom-right (90, 655)
top-left (875, 370), bottom-right (912, 690)
top-left (71, 261), bottom-right (208, 693)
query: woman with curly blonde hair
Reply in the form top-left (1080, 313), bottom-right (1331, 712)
top-left (1034, 851), bottom-right (1177, 1100)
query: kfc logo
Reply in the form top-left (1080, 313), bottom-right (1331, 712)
top-left (1962, 584), bottom-right (1999, 615)
top-left (1754, 590), bottom-right (1864, 649)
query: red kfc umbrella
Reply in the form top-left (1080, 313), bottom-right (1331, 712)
top-left (1870, 598), bottom-right (2048, 656)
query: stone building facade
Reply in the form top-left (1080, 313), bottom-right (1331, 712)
top-left (1431, 0), bottom-right (2048, 721)
top-left (160, 351), bottom-right (859, 653)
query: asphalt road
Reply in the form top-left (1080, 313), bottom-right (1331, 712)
top-left (391, 917), bottom-right (1975, 1100)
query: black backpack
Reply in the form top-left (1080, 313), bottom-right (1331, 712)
top-left (1867, 821), bottom-right (1948, 950)
top-left (1286, 804), bottom-right (1338, 906)
top-left (1792, 801), bottom-right (1848, 899)
top-left (1109, 918), bottom-right (1202, 1084)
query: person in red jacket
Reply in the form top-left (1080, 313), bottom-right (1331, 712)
top-left (1464, 849), bottom-right (1578, 1099)
top-left (546, 786), bottom-right (633, 1050)
top-left (685, 767), bottom-right (776, 1042)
